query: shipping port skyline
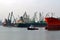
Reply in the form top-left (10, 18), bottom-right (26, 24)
top-left (0, 0), bottom-right (60, 20)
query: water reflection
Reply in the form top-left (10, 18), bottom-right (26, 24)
top-left (45, 31), bottom-right (60, 40)
top-left (0, 26), bottom-right (60, 40)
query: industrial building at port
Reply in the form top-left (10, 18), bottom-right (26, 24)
top-left (2, 11), bottom-right (46, 27)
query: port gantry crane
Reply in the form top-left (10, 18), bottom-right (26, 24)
top-left (3, 11), bottom-right (16, 26)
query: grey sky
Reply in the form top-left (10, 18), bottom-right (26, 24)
top-left (0, 0), bottom-right (60, 20)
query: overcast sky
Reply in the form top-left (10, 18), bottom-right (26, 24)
top-left (0, 0), bottom-right (60, 20)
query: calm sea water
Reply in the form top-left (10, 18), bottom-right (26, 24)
top-left (0, 26), bottom-right (60, 40)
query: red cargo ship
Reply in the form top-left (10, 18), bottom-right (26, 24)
top-left (45, 17), bottom-right (60, 30)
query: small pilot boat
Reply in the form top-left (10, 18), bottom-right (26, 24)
top-left (27, 25), bottom-right (39, 30)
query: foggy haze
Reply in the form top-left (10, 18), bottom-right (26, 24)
top-left (0, 0), bottom-right (60, 20)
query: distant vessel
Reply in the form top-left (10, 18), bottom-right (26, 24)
top-left (15, 12), bottom-right (47, 27)
top-left (27, 25), bottom-right (39, 30)
top-left (2, 19), bottom-right (14, 26)
top-left (16, 22), bottom-right (47, 27)
top-left (45, 13), bottom-right (60, 30)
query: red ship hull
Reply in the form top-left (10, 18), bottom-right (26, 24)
top-left (45, 17), bottom-right (60, 30)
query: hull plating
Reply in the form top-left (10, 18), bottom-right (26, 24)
top-left (45, 17), bottom-right (60, 30)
